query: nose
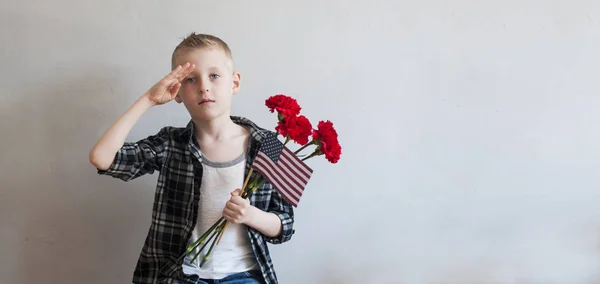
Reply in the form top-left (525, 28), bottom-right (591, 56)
top-left (198, 79), bottom-right (210, 94)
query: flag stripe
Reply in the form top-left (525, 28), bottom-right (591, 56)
top-left (280, 149), bottom-right (313, 179)
top-left (251, 137), bottom-right (313, 208)
top-left (253, 163), bottom-right (300, 206)
top-left (259, 153), bottom-right (306, 193)
top-left (274, 160), bottom-right (309, 193)
top-left (262, 147), bottom-right (311, 187)
top-left (254, 153), bottom-right (304, 199)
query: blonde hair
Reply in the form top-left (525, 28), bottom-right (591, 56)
top-left (171, 32), bottom-right (233, 68)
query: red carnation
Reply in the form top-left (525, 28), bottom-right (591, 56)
top-left (322, 142), bottom-right (342, 164)
top-left (265, 94), bottom-right (301, 119)
top-left (312, 120), bottom-right (342, 163)
top-left (312, 120), bottom-right (338, 142)
top-left (275, 115), bottom-right (312, 145)
top-left (274, 121), bottom-right (288, 137)
top-left (287, 115), bottom-right (313, 145)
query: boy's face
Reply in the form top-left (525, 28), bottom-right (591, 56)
top-left (173, 47), bottom-right (240, 122)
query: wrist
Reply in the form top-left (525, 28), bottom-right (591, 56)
top-left (139, 92), bottom-right (157, 108)
top-left (245, 205), bottom-right (261, 225)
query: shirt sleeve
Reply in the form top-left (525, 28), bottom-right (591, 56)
top-left (96, 127), bottom-right (172, 181)
top-left (263, 183), bottom-right (296, 244)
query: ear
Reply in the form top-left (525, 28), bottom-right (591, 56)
top-left (174, 93), bottom-right (183, 103)
top-left (232, 72), bottom-right (241, 94)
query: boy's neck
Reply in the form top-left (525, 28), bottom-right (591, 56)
top-left (193, 115), bottom-right (242, 143)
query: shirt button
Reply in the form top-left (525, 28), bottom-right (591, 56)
top-left (194, 181), bottom-right (200, 189)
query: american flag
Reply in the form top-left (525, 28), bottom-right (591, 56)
top-left (251, 133), bottom-right (313, 207)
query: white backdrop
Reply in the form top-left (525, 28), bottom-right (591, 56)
top-left (2, 1), bottom-right (600, 283)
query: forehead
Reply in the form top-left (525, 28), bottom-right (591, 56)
top-left (173, 47), bottom-right (232, 70)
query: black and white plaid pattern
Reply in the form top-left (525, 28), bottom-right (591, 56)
top-left (97, 116), bottom-right (295, 284)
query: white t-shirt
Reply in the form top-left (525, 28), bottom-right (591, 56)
top-left (182, 151), bottom-right (258, 279)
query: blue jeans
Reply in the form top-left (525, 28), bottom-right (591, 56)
top-left (172, 271), bottom-right (262, 284)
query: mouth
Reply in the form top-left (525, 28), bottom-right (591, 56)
top-left (198, 99), bottom-right (215, 105)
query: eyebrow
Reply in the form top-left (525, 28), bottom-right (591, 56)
top-left (185, 66), bottom-right (222, 76)
top-left (189, 63), bottom-right (231, 74)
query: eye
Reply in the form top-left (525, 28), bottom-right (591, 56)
top-left (183, 77), bottom-right (196, 84)
top-left (209, 74), bottom-right (220, 79)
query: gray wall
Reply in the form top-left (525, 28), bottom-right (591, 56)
top-left (2, 1), bottom-right (600, 283)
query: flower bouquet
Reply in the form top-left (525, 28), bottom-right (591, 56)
top-left (184, 94), bottom-right (342, 266)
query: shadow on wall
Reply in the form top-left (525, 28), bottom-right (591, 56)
top-left (6, 65), bottom-right (156, 284)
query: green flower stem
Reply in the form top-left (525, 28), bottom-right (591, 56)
top-left (294, 140), bottom-right (315, 155)
top-left (255, 178), bottom-right (267, 189)
top-left (186, 217), bottom-right (226, 253)
top-left (301, 151), bottom-right (320, 161)
top-left (247, 175), bottom-right (260, 190)
top-left (200, 223), bottom-right (225, 267)
top-left (241, 174), bottom-right (261, 198)
top-left (189, 222), bottom-right (223, 264)
top-left (242, 177), bottom-right (266, 199)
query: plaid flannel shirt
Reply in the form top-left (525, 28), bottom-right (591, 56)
top-left (97, 116), bottom-right (295, 284)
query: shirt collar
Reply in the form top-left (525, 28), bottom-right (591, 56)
top-left (179, 115), bottom-right (270, 144)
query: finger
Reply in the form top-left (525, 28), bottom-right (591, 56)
top-left (222, 208), bottom-right (238, 221)
top-left (164, 80), bottom-right (178, 95)
top-left (175, 63), bottom-right (195, 81)
top-left (167, 78), bottom-right (179, 89)
top-left (165, 64), bottom-right (184, 81)
top-left (173, 62), bottom-right (193, 79)
top-left (223, 207), bottom-right (236, 216)
top-left (181, 63), bottom-right (195, 75)
top-left (228, 195), bottom-right (246, 206)
top-left (225, 200), bottom-right (241, 212)
top-left (230, 195), bottom-right (247, 205)
top-left (160, 76), bottom-right (179, 90)
top-left (168, 82), bottom-right (181, 96)
top-left (162, 63), bottom-right (191, 85)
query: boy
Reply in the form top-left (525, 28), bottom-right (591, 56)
top-left (89, 33), bottom-right (294, 284)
